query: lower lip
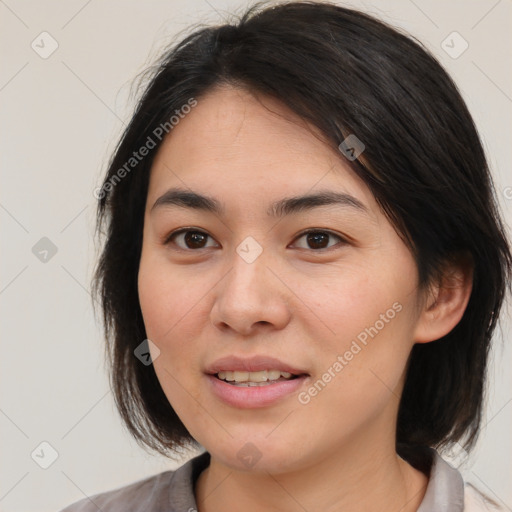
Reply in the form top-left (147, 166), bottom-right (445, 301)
top-left (207, 374), bottom-right (308, 408)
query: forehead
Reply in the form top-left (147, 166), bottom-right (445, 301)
top-left (147, 85), bottom-right (378, 217)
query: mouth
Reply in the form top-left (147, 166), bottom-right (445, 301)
top-left (205, 355), bottom-right (310, 408)
top-left (214, 369), bottom-right (303, 387)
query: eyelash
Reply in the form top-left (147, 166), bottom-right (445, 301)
top-left (163, 228), bottom-right (348, 252)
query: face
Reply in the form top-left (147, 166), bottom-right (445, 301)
top-left (138, 85), bottom-right (426, 474)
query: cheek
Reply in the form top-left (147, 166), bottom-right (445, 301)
top-left (137, 248), bottom-right (220, 405)
top-left (303, 258), bottom-right (418, 409)
top-left (297, 307), bottom-right (414, 442)
top-left (138, 249), bottom-right (206, 344)
top-left (137, 252), bottom-right (210, 429)
top-left (306, 256), bottom-right (414, 350)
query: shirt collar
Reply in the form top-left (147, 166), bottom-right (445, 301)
top-left (417, 449), bottom-right (465, 511)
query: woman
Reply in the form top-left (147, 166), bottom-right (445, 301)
top-left (61, 1), bottom-right (511, 510)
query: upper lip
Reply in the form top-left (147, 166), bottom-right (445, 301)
top-left (205, 355), bottom-right (308, 375)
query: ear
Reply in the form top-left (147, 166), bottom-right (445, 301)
top-left (413, 253), bottom-right (474, 344)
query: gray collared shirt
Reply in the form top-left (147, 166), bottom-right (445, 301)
top-left (59, 450), bottom-right (498, 511)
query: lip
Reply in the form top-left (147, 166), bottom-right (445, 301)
top-left (206, 374), bottom-right (309, 408)
top-left (205, 355), bottom-right (309, 409)
top-left (205, 355), bottom-right (307, 375)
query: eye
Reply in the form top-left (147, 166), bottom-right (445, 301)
top-left (164, 228), bottom-right (347, 252)
top-left (164, 228), bottom-right (219, 250)
top-left (291, 229), bottom-right (346, 251)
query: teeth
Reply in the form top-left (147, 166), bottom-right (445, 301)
top-left (234, 371), bottom-right (249, 382)
top-left (231, 381), bottom-right (274, 387)
top-left (267, 370), bottom-right (282, 380)
top-left (217, 369), bottom-right (295, 383)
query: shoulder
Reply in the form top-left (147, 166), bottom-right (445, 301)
top-left (58, 469), bottom-right (175, 512)
top-left (58, 451), bottom-right (210, 512)
top-left (405, 447), bottom-right (506, 512)
top-left (464, 484), bottom-right (507, 511)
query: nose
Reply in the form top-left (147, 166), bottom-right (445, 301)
top-left (209, 244), bottom-right (292, 336)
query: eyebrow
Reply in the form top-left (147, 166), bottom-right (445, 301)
top-left (150, 187), bottom-right (369, 218)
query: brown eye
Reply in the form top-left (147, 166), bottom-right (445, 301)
top-left (166, 229), bottom-right (218, 250)
top-left (293, 230), bottom-right (345, 250)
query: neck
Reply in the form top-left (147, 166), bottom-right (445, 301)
top-left (195, 437), bottom-right (428, 512)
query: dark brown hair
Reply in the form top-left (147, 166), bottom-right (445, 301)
top-left (92, 1), bottom-right (512, 463)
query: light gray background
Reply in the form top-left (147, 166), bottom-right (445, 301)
top-left (1, 1), bottom-right (511, 511)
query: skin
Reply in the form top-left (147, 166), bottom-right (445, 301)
top-left (137, 85), bottom-right (473, 512)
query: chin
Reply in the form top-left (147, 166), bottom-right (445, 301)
top-left (206, 435), bottom-right (306, 474)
